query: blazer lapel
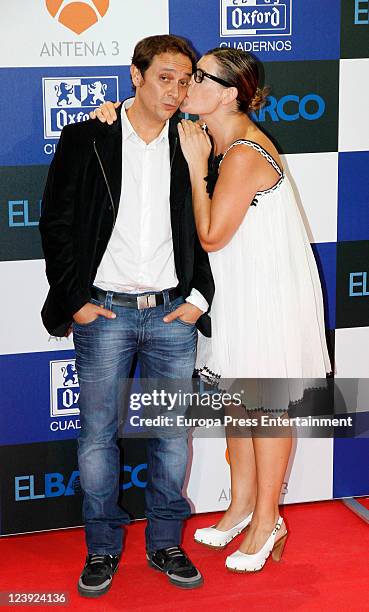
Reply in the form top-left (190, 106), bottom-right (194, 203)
top-left (169, 117), bottom-right (190, 212)
top-left (93, 106), bottom-right (123, 210)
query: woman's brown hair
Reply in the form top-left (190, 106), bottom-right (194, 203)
top-left (205, 48), bottom-right (269, 113)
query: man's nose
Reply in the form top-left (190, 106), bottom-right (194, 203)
top-left (168, 81), bottom-right (180, 98)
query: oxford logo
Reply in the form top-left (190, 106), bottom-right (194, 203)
top-left (42, 76), bottom-right (118, 139)
top-left (45, 0), bottom-right (109, 35)
top-left (220, 0), bottom-right (292, 38)
top-left (50, 359), bottom-right (80, 417)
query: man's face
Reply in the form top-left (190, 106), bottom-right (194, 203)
top-left (132, 52), bottom-right (193, 123)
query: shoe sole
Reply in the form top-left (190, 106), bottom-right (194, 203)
top-left (225, 533), bottom-right (288, 573)
top-left (77, 564), bottom-right (119, 598)
top-left (225, 551), bottom-right (269, 573)
top-left (147, 560), bottom-right (204, 589)
top-left (194, 525), bottom-right (248, 550)
top-left (226, 566), bottom-right (265, 573)
top-left (78, 581), bottom-right (113, 598)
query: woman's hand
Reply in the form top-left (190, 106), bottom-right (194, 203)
top-left (89, 101), bottom-right (120, 125)
top-left (178, 119), bottom-right (211, 173)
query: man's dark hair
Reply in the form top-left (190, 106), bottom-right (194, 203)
top-left (131, 34), bottom-right (197, 79)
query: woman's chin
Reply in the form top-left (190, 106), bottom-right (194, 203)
top-left (180, 100), bottom-right (195, 114)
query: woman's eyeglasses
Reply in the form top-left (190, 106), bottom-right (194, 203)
top-left (193, 68), bottom-right (233, 88)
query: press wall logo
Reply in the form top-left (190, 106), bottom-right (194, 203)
top-left (354, 0), bottom-right (369, 24)
top-left (15, 471), bottom-right (81, 501)
top-left (50, 359), bottom-right (80, 417)
top-left (220, 0), bottom-right (292, 37)
top-left (42, 76), bottom-right (118, 140)
top-left (8, 199), bottom-right (41, 227)
top-left (45, 0), bottom-right (109, 34)
top-left (252, 93), bottom-right (326, 123)
top-left (349, 272), bottom-right (369, 296)
top-left (14, 464), bottom-right (148, 500)
top-left (121, 464), bottom-right (148, 491)
top-left (41, 0), bottom-right (119, 60)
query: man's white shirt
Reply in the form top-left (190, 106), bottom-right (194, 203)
top-left (94, 98), bottom-right (208, 313)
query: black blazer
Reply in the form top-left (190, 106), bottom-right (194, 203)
top-left (39, 105), bottom-right (214, 337)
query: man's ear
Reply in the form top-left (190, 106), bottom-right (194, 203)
top-left (221, 86), bottom-right (238, 106)
top-left (130, 64), bottom-right (144, 88)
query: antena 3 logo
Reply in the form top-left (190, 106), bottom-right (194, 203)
top-left (43, 76), bottom-right (118, 139)
top-left (50, 359), bottom-right (80, 417)
top-left (46, 0), bottom-right (109, 35)
top-left (220, 0), bottom-right (292, 37)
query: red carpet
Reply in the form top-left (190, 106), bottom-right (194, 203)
top-left (1, 500), bottom-right (369, 611)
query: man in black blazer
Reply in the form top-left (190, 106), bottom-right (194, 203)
top-left (39, 35), bottom-right (214, 597)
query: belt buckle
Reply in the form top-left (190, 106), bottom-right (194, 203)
top-left (137, 294), bottom-right (156, 309)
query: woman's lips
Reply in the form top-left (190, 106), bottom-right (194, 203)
top-left (179, 98), bottom-right (190, 111)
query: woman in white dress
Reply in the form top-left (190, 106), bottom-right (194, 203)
top-left (178, 48), bottom-right (331, 573)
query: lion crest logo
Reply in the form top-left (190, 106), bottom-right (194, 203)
top-left (87, 81), bottom-right (108, 105)
top-left (54, 82), bottom-right (75, 106)
top-left (61, 363), bottom-right (78, 387)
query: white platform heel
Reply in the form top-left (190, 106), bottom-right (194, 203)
top-left (225, 516), bottom-right (287, 572)
top-left (194, 512), bottom-right (253, 549)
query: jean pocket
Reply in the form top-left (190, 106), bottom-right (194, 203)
top-left (90, 297), bottom-right (104, 307)
top-left (73, 316), bottom-right (100, 329)
top-left (175, 317), bottom-right (196, 327)
top-left (168, 297), bottom-right (196, 327)
top-left (73, 299), bottom-right (103, 328)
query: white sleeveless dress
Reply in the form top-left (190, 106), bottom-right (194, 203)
top-left (195, 140), bottom-right (331, 387)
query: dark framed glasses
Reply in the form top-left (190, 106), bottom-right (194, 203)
top-left (193, 68), bottom-right (233, 88)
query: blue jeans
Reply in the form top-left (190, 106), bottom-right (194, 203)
top-left (73, 289), bottom-right (197, 555)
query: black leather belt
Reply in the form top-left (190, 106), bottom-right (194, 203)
top-left (91, 286), bottom-right (181, 310)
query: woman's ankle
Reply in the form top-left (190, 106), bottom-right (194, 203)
top-left (250, 510), bottom-right (281, 530)
top-left (226, 500), bottom-right (255, 518)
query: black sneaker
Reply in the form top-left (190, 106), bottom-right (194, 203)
top-left (147, 546), bottom-right (203, 589)
top-left (78, 553), bottom-right (120, 598)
